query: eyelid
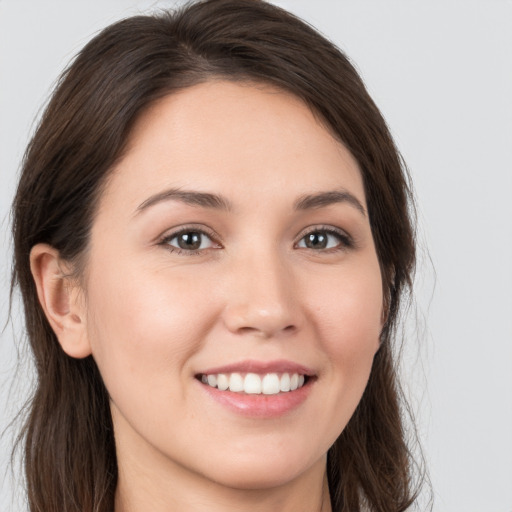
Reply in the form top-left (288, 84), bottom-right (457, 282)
top-left (156, 223), bottom-right (354, 255)
top-left (294, 225), bottom-right (354, 250)
top-left (158, 224), bottom-right (222, 251)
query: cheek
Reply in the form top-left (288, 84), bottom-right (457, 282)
top-left (309, 260), bottom-right (383, 404)
top-left (315, 263), bottom-right (383, 352)
top-left (83, 258), bottom-right (215, 402)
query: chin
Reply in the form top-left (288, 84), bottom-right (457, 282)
top-left (199, 447), bottom-right (325, 490)
top-left (209, 466), bottom-right (304, 491)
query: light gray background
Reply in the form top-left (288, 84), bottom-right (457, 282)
top-left (1, 1), bottom-right (511, 511)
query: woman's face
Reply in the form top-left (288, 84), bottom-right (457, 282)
top-left (81, 81), bottom-right (383, 490)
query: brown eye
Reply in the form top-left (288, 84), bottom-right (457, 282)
top-left (165, 231), bottom-right (215, 252)
top-left (296, 229), bottom-right (351, 251)
top-left (303, 232), bottom-right (329, 249)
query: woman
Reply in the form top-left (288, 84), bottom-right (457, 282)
top-left (12, 0), bottom-right (424, 510)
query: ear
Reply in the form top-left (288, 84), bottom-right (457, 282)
top-left (30, 244), bottom-right (92, 359)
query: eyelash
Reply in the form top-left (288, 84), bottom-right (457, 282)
top-left (159, 225), bottom-right (221, 256)
top-left (158, 225), bottom-right (354, 256)
top-left (297, 225), bottom-right (354, 252)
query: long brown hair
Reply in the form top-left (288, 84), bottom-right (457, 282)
top-left (12, 1), bottom-right (424, 510)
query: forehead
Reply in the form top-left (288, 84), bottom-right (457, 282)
top-left (104, 80), bottom-right (365, 211)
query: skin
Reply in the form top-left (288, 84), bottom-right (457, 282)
top-left (31, 81), bottom-right (384, 512)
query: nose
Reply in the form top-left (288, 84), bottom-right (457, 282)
top-left (221, 252), bottom-right (300, 339)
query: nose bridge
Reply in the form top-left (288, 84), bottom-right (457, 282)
top-left (222, 245), bottom-right (299, 337)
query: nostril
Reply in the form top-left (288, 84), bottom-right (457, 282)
top-left (237, 326), bottom-right (258, 335)
top-left (235, 324), bottom-right (296, 338)
top-left (222, 303), bottom-right (299, 338)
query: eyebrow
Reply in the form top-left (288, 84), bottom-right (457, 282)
top-left (136, 188), bottom-right (232, 213)
top-left (294, 190), bottom-right (366, 217)
top-left (136, 187), bottom-right (366, 217)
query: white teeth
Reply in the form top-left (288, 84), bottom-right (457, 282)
top-left (280, 373), bottom-right (291, 392)
top-left (262, 373), bottom-right (280, 395)
top-left (217, 373), bottom-right (229, 391)
top-left (201, 372), bottom-right (307, 394)
top-left (228, 373), bottom-right (243, 392)
top-left (244, 373), bottom-right (262, 394)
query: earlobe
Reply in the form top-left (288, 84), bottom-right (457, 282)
top-left (30, 244), bottom-right (92, 359)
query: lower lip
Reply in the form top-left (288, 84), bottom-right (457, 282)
top-left (198, 379), bottom-right (314, 418)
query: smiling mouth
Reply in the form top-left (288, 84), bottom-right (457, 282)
top-left (197, 372), bottom-right (309, 395)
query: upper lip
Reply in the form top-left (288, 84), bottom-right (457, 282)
top-left (197, 359), bottom-right (316, 377)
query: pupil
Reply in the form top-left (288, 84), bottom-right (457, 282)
top-left (178, 232), bottom-right (201, 250)
top-left (306, 232), bottom-right (327, 249)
